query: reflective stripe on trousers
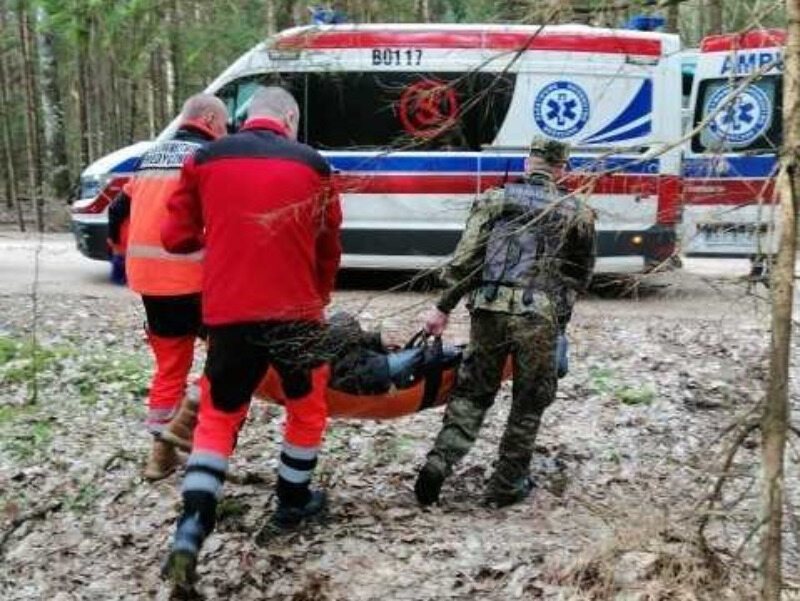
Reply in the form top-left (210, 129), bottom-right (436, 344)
top-left (127, 243), bottom-right (204, 262)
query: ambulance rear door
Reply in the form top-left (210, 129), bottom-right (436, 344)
top-left (488, 29), bottom-right (682, 272)
top-left (682, 31), bottom-right (784, 257)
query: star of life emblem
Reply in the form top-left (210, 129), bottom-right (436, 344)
top-left (706, 84), bottom-right (771, 147)
top-left (534, 81), bottom-right (590, 139)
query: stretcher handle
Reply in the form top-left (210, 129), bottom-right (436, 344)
top-left (405, 330), bottom-right (441, 350)
top-left (405, 330), bottom-right (444, 363)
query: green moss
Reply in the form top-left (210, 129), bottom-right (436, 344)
top-left (2, 419), bottom-right (53, 462)
top-left (616, 384), bottom-right (656, 406)
top-left (0, 404), bottom-right (36, 424)
top-left (65, 483), bottom-right (101, 513)
top-left (0, 335), bottom-right (19, 364)
top-left (588, 366), bottom-right (615, 394)
top-left (217, 497), bottom-right (249, 522)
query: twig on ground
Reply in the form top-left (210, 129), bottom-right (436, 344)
top-left (0, 500), bottom-right (62, 553)
top-left (697, 419), bottom-right (760, 553)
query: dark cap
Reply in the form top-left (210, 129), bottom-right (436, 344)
top-left (528, 137), bottom-right (569, 164)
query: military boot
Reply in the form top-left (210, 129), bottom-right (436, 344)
top-left (160, 393), bottom-right (198, 452)
top-left (414, 457), bottom-right (448, 506)
top-left (143, 438), bottom-right (180, 481)
top-left (485, 475), bottom-right (535, 508)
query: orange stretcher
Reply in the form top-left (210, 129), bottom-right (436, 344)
top-left (255, 364), bottom-right (460, 419)
top-left (254, 334), bottom-right (515, 420)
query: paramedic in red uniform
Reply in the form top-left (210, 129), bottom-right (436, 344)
top-left (107, 94), bottom-right (228, 481)
top-left (160, 86), bottom-right (342, 590)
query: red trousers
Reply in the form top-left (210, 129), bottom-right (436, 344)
top-left (192, 365), bottom-right (328, 457)
top-left (191, 322), bottom-right (330, 458)
top-left (142, 294), bottom-right (202, 434)
top-left (146, 333), bottom-right (195, 432)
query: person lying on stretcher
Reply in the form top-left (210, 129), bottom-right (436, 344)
top-left (256, 311), bottom-right (568, 420)
top-left (256, 311), bottom-right (463, 419)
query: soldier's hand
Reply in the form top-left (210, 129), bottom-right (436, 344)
top-left (423, 307), bottom-right (449, 337)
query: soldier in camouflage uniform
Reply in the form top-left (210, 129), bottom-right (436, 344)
top-left (415, 138), bottom-right (595, 508)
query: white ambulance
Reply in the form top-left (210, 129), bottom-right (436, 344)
top-left (72, 23), bottom-right (683, 273)
top-left (682, 29), bottom-right (784, 257)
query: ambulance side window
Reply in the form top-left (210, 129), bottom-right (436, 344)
top-left (692, 75), bottom-right (782, 153)
top-left (302, 71), bottom-right (516, 151)
top-left (216, 73), bottom-right (308, 138)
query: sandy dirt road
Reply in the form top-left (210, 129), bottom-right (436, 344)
top-left (0, 230), bottom-right (763, 312)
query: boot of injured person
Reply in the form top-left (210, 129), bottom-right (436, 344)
top-left (160, 390), bottom-right (199, 452)
top-left (143, 438), bottom-right (181, 481)
top-left (484, 475), bottom-right (535, 508)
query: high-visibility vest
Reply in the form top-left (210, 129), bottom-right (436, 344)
top-left (126, 138), bottom-right (204, 296)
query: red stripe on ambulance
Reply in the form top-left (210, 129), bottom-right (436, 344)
top-left (700, 29), bottom-right (786, 52)
top-left (683, 179), bottom-right (777, 206)
top-left (275, 30), bottom-right (662, 56)
top-left (337, 172), bottom-right (679, 225)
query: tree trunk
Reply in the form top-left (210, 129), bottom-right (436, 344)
top-left (0, 1), bottom-right (21, 228)
top-left (708, 0), bottom-right (723, 35)
top-left (415, 0), bottom-right (430, 22)
top-left (75, 7), bottom-right (90, 166)
top-left (24, 9), bottom-right (42, 175)
top-left (761, 1), bottom-right (800, 599)
top-left (129, 78), bottom-right (139, 143)
top-left (92, 16), bottom-right (109, 157)
top-left (266, 0), bottom-right (276, 35)
top-left (698, 0), bottom-right (706, 39)
top-left (666, 1), bottom-right (680, 35)
top-left (127, 17), bottom-right (139, 144)
top-left (146, 56), bottom-right (156, 139)
top-left (36, 5), bottom-right (70, 200)
top-left (566, 0), bottom-right (588, 24)
top-left (166, 0), bottom-right (180, 114)
top-left (109, 60), bottom-right (121, 149)
top-left (498, 1), bottom-right (525, 21)
top-left (17, 0), bottom-right (41, 231)
top-left (275, 0), bottom-right (295, 31)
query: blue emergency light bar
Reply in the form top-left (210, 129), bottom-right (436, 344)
top-left (309, 6), bottom-right (348, 25)
top-left (624, 15), bottom-right (666, 32)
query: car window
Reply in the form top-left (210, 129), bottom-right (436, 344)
top-left (216, 72), bottom-right (306, 134)
top-left (216, 70), bottom-right (515, 151)
top-left (692, 75), bottom-right (781, 153)
top-left (304, 71), bottom-right (515, 151)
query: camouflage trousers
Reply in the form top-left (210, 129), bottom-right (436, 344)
top-left (426, 310), bottom-right (557, 498)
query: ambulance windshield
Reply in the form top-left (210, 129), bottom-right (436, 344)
top-left (692, 75), bottom-right (781, 153)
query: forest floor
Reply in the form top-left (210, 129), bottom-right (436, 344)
top-left (0, 233), bottom-right (799, 600)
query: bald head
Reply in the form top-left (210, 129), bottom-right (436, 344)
top-left (247, 86), bottom-right (300, 139)
top-left (180, 93), bottom-right (228, 139)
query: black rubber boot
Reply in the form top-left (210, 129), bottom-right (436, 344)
top-left (161, 513), bottom-right (206, 593)
top-left (256, 490), bottom-right (327, 544)
top-left (162, 492), bottom-right (216, 593)
top-left (162, 549), bottom-right (198, 595)
top-left (414, 462), bottom-right (446, 506)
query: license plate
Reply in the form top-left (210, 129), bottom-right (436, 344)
top-left (697, 222), bottom-right (769, 247)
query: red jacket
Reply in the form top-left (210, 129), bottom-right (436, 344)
top-left (161, 118), bottom-right (342, 325)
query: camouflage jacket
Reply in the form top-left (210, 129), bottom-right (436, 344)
top-left (435, 173), bottom-right (596, 324)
